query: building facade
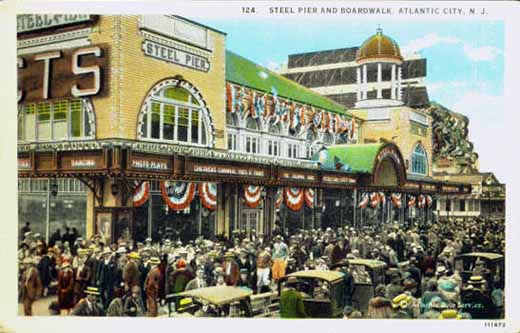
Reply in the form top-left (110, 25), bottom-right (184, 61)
top-left (17, 15), bottom-right (471, 245)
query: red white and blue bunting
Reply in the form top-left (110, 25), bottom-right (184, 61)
top-left (407, 195), bottom-right (416, 208)
top-left (391, 193), bottom-right (402, 208)
top-left (285, 187), bottom-right (304, 211)
top-left (133, 181), bottom-right (150, 208)
top-left (417, 194), bottom-right (426, 208)
top-left (304, 188), bottom-right (314, 208)
top-left (370, 192), bottom-right (381, 208)
top-left (199, 182), bottom-right (217, 211)
top-left (244, 185), bottom-right (263, 209)
top-left (358, 193), bottom-right (369, 209)
top-left (426, 195), bottom-right (433, 208)
top-left (379, 192), bottom-right (386, 205)
top-left (161, 181), bottom-right (196, 211)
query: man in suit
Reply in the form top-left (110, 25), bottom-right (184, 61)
top-left (20, 257), bottom-right (42, 316)
top-left (185, 268), bottom-right (207, 290)
top-left (96, 248), bottom-right (116, 309)
top-left (144, 257), bottom-right (161, 317)
top-left (57, 261), bottom-right (75, 314)
top-left (221, 251), bottom-right (240, 286)
top-left (123, 252), bottom-right (141, 292)
top-left (71, 287), bottom-right (105, 316)
top-left (280, 276), bottom-right (307, 318)
top-left (73, 249), bottom-right (92, 304)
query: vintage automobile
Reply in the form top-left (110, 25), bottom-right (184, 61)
top-left (347, 259), bottom-right (387, 314)
top-left (165, 286), bottom-right (254, 317)
top-left (454, 252), bottom-right (505, 291)
top-left (277, 270), bottom-right (346, 318)
top-left (165, 286), bottom-right (278, 318)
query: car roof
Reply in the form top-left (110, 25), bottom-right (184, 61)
top-left (287, 270), bottom-right (345, 282)
top-left (348, 259), bottom-right (387, 268)
top-left (174, 286), bottom-right (253, 306)
top-left (455, 252), bottom-right (504, 261)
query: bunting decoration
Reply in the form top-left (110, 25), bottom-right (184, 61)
top-left (235, 87), bottom-right (245, 115)
top-left (299, 107), bottom-right (307, 127)
top-left (370, 192), bottom-right (381, 209)
top-left (161, 181), bottom-right (195, 211)
top-left (426, 195), bottom-right (433, 208)
top-left (133, 181), bottom-right (150, 208)
top-left (285, 187), bottom-right (304, 211)
top-left (417, 195), bottom-right (426, 209)
top-left (199, 182), bottom-right (217, 211)
top-left (312, 110), bottom-right (322, 129)
top-left (407, 195), bottom-right (416, 208)
top-left (379, 192), bottom-right (386, 205)
top-left (244, 185), bottom-right (263, 209)
top-left (304, 188), bottom-right (315, 208)
top-left (358, 193), bottom-right (369, 209)
top-left (391, 193), bottom-right (402, 208)
top-left (249, 91), bottom-right (256, 118)
top-left (275, 188), bottom-right (284, 209)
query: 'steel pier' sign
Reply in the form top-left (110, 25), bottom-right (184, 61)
top-left (17, 15), bottom-right (93, 33)
top-left (142, 40), bottom-right (210, 72)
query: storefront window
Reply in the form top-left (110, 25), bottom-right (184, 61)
top-left (139, 84), bottom-right (213, 147)
top-left (411, 143), bottom-right (428, 175)
top-left (18, 99), bottom-right (95, 142)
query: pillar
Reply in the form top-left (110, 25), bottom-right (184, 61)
top-left (391, 64), bottom-right (396, 99)
top-left (397, 66), bottom-right (403, 101)
top-left (362, 64), bottom-right (368, 99)
top-left (356, 67), bottom-right (362, 101)
top-left (217, 183), bottom-right (228, 237)
top-left (377, 63), bottom-right (382, 98)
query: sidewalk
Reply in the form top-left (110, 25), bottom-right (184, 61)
top-left (18, 295), bottom-right (57, 316)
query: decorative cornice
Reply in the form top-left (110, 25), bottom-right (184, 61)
top-left (17, 28), bottom-right (92, 51)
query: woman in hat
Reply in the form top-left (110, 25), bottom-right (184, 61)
top-left (57, 260), bottom-right (75, 314)
top-left (221, 251), bottom-right (240, 286)
top-left (366, 296), bottom-right (393, 319)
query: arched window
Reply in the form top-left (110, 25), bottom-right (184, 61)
top-left (246, 117), bottom-right (260, 131)
top-left (411, 144), bottom-right (428, 175)
top-left (323, 132), bottom-right (334, 145)
top-left (18, 98), bottom-right (95, 142)
top-left (138, 80), bottom-right (213, 147)
top-left (226, 112), bottom-right (238, 127)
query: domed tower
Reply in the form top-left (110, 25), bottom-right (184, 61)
top-left (355, 27), bottom-right (404, 108)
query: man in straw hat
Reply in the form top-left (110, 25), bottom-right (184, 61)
top-left (144, 257), bottom-right (161, 317)
top-left (460, 275), bottom-right (496, 319)
top-left (57, 260), bottom-right (75, 314)
top-left (123, 252), bottom-right (141, 292)
top-left (221, 251), bottom-right (240, 286)
top-left (71, 286), bottom-right (104, 316)
top-left (96, 247), bottom-right (116, 309)
top-left (20, 257), bottom-right (42, 316)
top-left (73, 248), bottom-right (92, 304)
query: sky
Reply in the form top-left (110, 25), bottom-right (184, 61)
top-left (198, 18), bottom-right (505, 180)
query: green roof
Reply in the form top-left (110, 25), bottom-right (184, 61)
top-left (226, 50), bottom-right (349, 116)
top-left (313, 143), bottom-right (384, 173)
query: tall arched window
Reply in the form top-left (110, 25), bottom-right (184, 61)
top-left (18, 98), bottom-right (95, 142)
top-left (138, 80), bottom-right (213, 147)
top-left (411, 143), bottom-right (428, 175)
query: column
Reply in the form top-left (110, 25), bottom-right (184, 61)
top-left (391, 64), bottom-right (396, 99)
top-left (397, 66), bottom-right (403, 101)
top-left (377, 63), bottom-right (382, 99)
top-left (216, 183), bottom-right (226, 237)
top-left (356, 67), bottom-right (361, 101)
top-left (362, 64), bottom-right (368, 99)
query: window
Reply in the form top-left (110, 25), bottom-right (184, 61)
top-left (267, 139), bottom-right (280, 156)
top-left (288, 143), bottom-right (299, 159)
top-left (410, 144), bottom-right (428, 175)
top-left (18, 99), bottom-right (94, 142)
top-left (245, 136), bottom-right (260, 154)
top-left (139, 83), bottom-right (212, 146)
top-left (228, 133), bottom-right (237, 151)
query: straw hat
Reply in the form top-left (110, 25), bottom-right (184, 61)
top-left (128, 252), bottom-right (140, 259)
top-left (391, 293), bottom-right (412, 310)
top-left (84, 286), bottom-right (100, 296)
top-left (148, 257), bottom-right (161, 265)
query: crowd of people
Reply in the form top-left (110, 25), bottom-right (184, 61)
top-left (18, 217), bottom-right (505, 319)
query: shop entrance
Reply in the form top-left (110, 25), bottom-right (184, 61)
top-left (239, 208), bottom-right (261, 238)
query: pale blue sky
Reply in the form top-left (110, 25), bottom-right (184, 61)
top-left (199, 18), bottom-right (505, 179)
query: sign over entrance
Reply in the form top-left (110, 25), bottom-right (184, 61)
top-left (142, 40), bottom-right (210, 72)
top-left (17, 15), bottom-right (94, 33)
